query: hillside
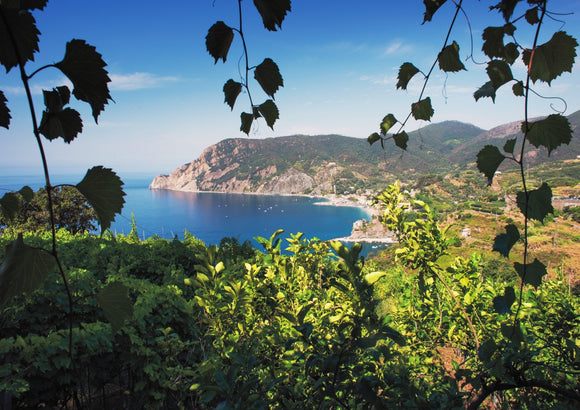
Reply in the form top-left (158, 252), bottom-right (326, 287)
top-left (150, 112), bottom-right (580, 195)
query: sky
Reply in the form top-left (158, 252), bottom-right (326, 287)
top-left (1, 0), bottom-right (580, 178)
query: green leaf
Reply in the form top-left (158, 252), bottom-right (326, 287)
top-left (95, 282), bottom-right (133, 334)
top-left (474, 81), bottom-right (496, 102)
top-left (257, 99), bottom-right (279, 130)
top-left (438, 41), bottom-right (466, 72)
top-left (380, 114), bottom-right (397, 134)
top-left (76, 166), bottom-right (125, 232)
top-left (504, 42), bottom-right (519, 65)
top-left (223, 79), bottom-right (242, 111)
top-left (39, 108), bottom-right (83, 143)
top-left (254, 58), bottom-right (283, 99)
top-left (516, 182), bottom-right (553, 222)
top-left (364, 271), bottom-right (386, 285)
top-left (422, 0), bottom-right (447, 23)
top-left (0, 235), bottom-right (55, 305)
top-left (367, 132), bottom-right (381, 146)
top-left (514, 258), bottom-right (547, 288)
top-left (476, 145), bottom-right (505, 185)
top-left (512, 81), bottom-right (524, 97)
top-left (411, 97), bottom-right (434, 121)
top-left (0, 90), bottom-right (10, 128)
top-left (525, 114), bottom-right (572, 155)
top-left (525, 6), bottom-right (539, 25)
top-left (240, 112), bottom-right (253, 135)
top-left (0, 192), bottom-right (19, 220)
top-left (393, 131), bottom-right (409, 150)
top-left (379, 325), bottom-right (406, 346)
top-left (482, 26), bottom-right (508, 60)
top-left (501, 322), bottom-right (524, 345)
top-left (522, 31), bottom-right (578, 85)
top-left (493, 286), bottom-right (516, 314)
top-left (396, 62), bottom-right (420, 90)
top-left (487, 60), bottom-right (513, 89)
top-left (0, 8), bottom-right (39, 72)
top-left (205, 21), bottom-right (234, 64)
top-left (503, 138), bottom-right (516, 154)
top-left (493, 224), bottom-right (520, 257)
top-left (55, 40), bottom-right (112, 122)
top-left (18, 186), bottom-right (34, 202)
top-left (253, 0), bottom-right (291, 31)
top-left (490, 0), bottom-right (521, 22)
top-left (478, 340), bottom-right (497, 363)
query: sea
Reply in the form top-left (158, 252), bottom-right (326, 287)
top-left (0, 173), bottom-right (390, 257)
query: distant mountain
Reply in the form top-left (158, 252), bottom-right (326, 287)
top-left (150, 111), bottom-right (579, 195)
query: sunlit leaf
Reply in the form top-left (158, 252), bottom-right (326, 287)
top-left (95, 282), bottom-right (133, 334)
top-left (0, 8), bottom-right (39, 72)
top-left (514, 258), bottom-right (547, 288)
top-left (516, 182), bottom-right (553, 222)
top-left (393, 131), bottom-right (409, 150)
top-left (512, 81), bottom-right (524, 96)
top-left (423, 0), bottom-right (447, 23)
top-left (438, 41), bottom-right (465, 72)
top-left (0, 235), bottom-right (55, 305)
top-left (240, 112), bottom-right (253, 135)
top-left (396, 62), bottom-right (420, 90)
top-left (503, 138), bottom-right (516, 154)
top-left (56, 40), bottom-right (112, 122)
top-left (205, 21), bottom-right (234, 64)
top-left (253, 0), bottom-right (291, 31)
top-left (525, 114), bottom-right (572, 155)
top-left (493, 224), bottom-right (520, 257)
top-left (223, 79), bottom-right (242, 111)
top-left (76, 166), bottom-right (125, 232)
top-left (476, 145), bottom-right (505, 185)
top-left (493, 286), bottom-right (516, 314)
top-left (380, 114), bottom-right (397, 134)
top-left (364, 271), bottom-right (386, 285)
top-left (254, 58), bottom-right (283, 99)
top-left (0, 90), bottom-right (10, 128)
top-left (474, 81), bottom-right (496, 102)
top-left (487, 60), bottom-right (513, 89)
top-left (257, 99), bottom-right (279, 130)
top-left (522, 31), bottom-right (578, 85)
top-left (411, 97), bottom-right (434, 121)
top-left (367, 132), bottom-right (381, 146)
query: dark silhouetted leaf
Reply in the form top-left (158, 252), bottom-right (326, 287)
top-left (0, 90), bottom-right (10, 128)
top-left (379, 325), bottom-right (406, 346)
top-left (438, 41), bottom-right (466, 72)
top-left (380, 114), bottom-right (397, 134)
top-left (39, 108), bottom-right (83, 143)
top-left (393, 131), bottom-right (409, 150)
top-left (482, 26), bottom-right (507, 60)
top-left (501, 322), bottom-right (524, 344)
top-left (55, 40), bottom-right (112, 122)
top-left (254, 58), bottom-right (283, 99)
top-left (525, 114), bottom-right (572, 155)
top-left (0, 8), bottom-right (39, 72)
top-left (514, 258), bottom-right (547, 288)
top-left (0, 235), bottom-right (55, 305)
top-left (257, 99), bottom-right (279, 130)
top-left (397, 62), bottom-right (420, 90)
top-left (490, 0), bottom-right (522, 22)
top-left (412, 97), bottom-right (434, 121)
top-left (523, 31), bottom-right (578, 85)
top-left (6, 1), bottom-right (48, 10)
top-left (504, 42), bottom-right (519, 64)
top-left (95, 282), bottom-right (133, 333)
top-left (478, 340), bottom-right (497, 363)
top-left (223, 79), bottom-right (242, 111)
top-left (0, 192), bottom-right (19, 220)
top-left (525, 6), bottom-right (539, 25)
top-left (493, 224), bottom-right (520, 257)
top-left (253, 0), bottom-right (291, 31)
top-left (487, 59), bottom-right (513, 89)
top-left (503, 138), bottom-right (516, 154)
top-left (240, 112), bottom-right (253, 135)
top-left (76, 166), bottom-right (125, 232)
top-left (512, 81), bottom-right (524, 96)
top-left (476, 145), bottom-right (505, 185)
top-left (493, 286), bottom-right (516, 314)
top-left (18, 186), bottom-right (34, 202)
top-left (423, 0), bottom-right (447, 23)
top-left (205, 21), bottom-right (234, 64)
top-left (367, 132), bottom-right (381, 146)
top-left (516, 182), bottom-right (553, 222)
top-left (474, 81), bottom-right (496, 102)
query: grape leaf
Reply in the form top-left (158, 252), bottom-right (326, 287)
top-left (39, 108), bottom-right (83, 143)
top-left (522, 31), bottom-right (578, 85)
top-left (516, 182), bottom-right (553, 222)
top-left (0, 192), bottom-right (19, 220)
top-left (0, 8), bottom-right (39, 73)
top-left (55, 40), bottom-right (112, 122)
top-left (501, 322), bottom-right (524, 345)
top-left (482, 26), bottom-right (507, 60)
top-left (493, 286), bottom-right (516, 314)
top-left (95, 282), bottom-right (133, 334)
top-left (2, 0), bottom-right (48, 10)
top-left (423, 0), bottom-right (447, 23)
top-left (254, 58), bottom-right (283, 99)
top-left (393, 131), bottom-right (409, 150)
top-left (503, 138), bottom-right (517, 154)
top-left (525, 114), bottom-right (572, 155)
top-left (504, 42), bottom-right (519, 64)
top-left (490, 0), bottom-right (522, 22)
top-left (240, 112), bottom-right (253, 135)
top-left (512, 81), bottom-right (524, 96)
top-left (257, 99), bottom-right (279, 130)
top-left (412, 97), bottom-right (434, 121)
top-left (0, 90), bottom-right (10, 129)
top-left (0, 235), bottom-right (55, 305)
top-left (476, 145), bottom-right (505, 185)
top-left (223, 79), bottom-right (242, 111)
top-left (380, 114), bottom-right (397, 134)
top-left (487, 60), bottom-right (513, 89)
top-left (397, 62), bottom-right (420, 90)
top-left (253, 0), bottom-right (291, 31)
top-left (525, 6), bottom-right (539, 25)
top-left (514, 258), bottom-right (547, 288)
top-left (493, 224), bottom-right (520, 257)
top-left (367, 132), bottom-right (381, 146)
top-left (474, 81), bottom-right (496, 102)
top-left (205, 21), bottom-right (234, 64)
top-left (438, 41), bottom-right (466, 72)
top-left (76, 166), bottom-right (125, 232)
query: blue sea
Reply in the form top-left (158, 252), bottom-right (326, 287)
top-left (0, 173), bottom-right (389, 256)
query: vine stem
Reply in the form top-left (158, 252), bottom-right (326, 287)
top-left (236, 0), bottom-right (254, 110)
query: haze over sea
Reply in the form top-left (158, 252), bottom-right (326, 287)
top-left (0, 174), bottom-right (386, 255)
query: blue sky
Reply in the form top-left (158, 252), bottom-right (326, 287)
top-left (1, 0), bottom-right (580, 177)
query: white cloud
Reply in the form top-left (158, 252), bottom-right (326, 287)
top-left (383, 40), bottom-right (412, 56)
top-left (109, 72), bottom-right (179, 91)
